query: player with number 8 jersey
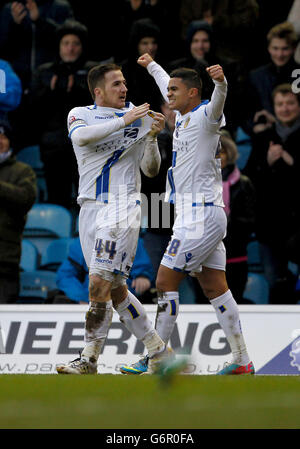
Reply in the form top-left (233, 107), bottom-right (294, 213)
top-left (120, 54), bottom-right (254, 376)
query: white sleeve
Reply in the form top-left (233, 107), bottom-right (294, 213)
top-left (140, 135), bottom-right (161, 177)
top-left (67, 108), bottom-right (125, 147)
top-left (147, 61), bottom-right (170, 102)
top-left (205, 78), bottom-right (228, 123)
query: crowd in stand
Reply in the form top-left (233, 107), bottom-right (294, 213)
top-left (1, 0), bottom-right (300, 305)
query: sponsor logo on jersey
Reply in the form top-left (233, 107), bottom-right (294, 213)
top-left (124, 127), bottom-right (139, 139)
top-left (95, 115), bottom-right (114, 120)
top-left (95, 257), bottom-right (113, 265)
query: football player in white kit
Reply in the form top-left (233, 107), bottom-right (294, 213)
top-left (56, 63), bottom-right (173, 374)
top-left (120, 54), bottom-right (254, 375)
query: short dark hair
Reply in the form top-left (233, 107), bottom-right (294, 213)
top-left (87, 63), bottom-right (122, 100)
top-left (272, 83), bottom-right (300, 105)
top-left (267, 22), bottom-right (298, 48)
top-left (169, 67), bottom-right (202, 97)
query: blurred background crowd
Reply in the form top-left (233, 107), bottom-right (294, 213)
top-left (0, 0), bottom-right (300, 306)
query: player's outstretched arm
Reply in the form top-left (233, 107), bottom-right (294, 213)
top-left (205, 65), bottom-right (227, 122)
top-left (140, 111), bottom-right (165, 178)
top-left (70, 104), bottom-right (150, 147)
top-left (138, 53), bottom-right (170, 102)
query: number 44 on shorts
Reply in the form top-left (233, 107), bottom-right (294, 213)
top-left (95, 239), bottom-right (117, 260)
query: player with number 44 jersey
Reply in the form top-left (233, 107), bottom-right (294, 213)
top-left (56, 63), bottom-right (173, 376)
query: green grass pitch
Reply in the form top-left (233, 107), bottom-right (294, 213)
top-left (0, 374), bottom-right (300, 429)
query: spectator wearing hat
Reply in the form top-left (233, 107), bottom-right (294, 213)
top-left (0, 0), bottom-right (74, 149)
top-left (168, 19), bottom-right (245, 133)
top-left (30, 19), bottom-right (99, 210)
top-left (0, 0), bottom-right (74, 90)
top-left (0, 119), bottom-right (37, 303)
top-left (118, 18), bottom-right (165, 113)
top-left (179, 0), bottom-right (259, 69)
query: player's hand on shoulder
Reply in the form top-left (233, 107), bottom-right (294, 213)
top-left (206, 65), bottom-right (225, 82)
top-left (137, 53), bottom-right (154, 68)
top-left (123, 103), bottom-right (150, 126)
top-left (148, 111), bottom-right (165, 137)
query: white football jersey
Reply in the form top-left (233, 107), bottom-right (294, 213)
top-left (146, 61), bottom-right (226, 211)
top-left (166, 101), bottom-right (225, 208)
top-left (67, 102), bottom-right (153, 205)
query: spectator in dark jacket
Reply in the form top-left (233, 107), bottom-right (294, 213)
top-left (0, 119), bottom-right (37, 303)
top-left (220, 132), bottom-right (256, 303)
top-left (119, 18), bottom-right (164, 113)
top-left (243, 84), bottom-right (300, 303)
top-left (0, 0), bottom-right (74, 90)
top-left (55, 237), bottom-right (155, 304)
top-left (179, 0), bottom-right (259, 69)
top-left (168, 19), bottom-right (245, 133)
top-left (30, 19), bottom-right (99, 209)
top-left (0, 0), bottom-right (74, 149)
top-left (247, 22), bottom-right (300, 134)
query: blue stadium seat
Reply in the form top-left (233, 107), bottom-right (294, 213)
top-left (179, 277), bottom-right (197, 304)
top-left (40, 237), bottom-right (73, 271)
top-left (74, 215), bottom-right (79, 236)
top-left (19, 270), bottom-right (58, 303)
top-left (247, 240), bottom-right (263, 273)
top-left (235, 127), bottom-right (252, 170)
top-left (16, 146), bottom-right (48, 202)
top-left (243, 272), bottom-right (269, 304)
top-left (24, 204), bottom-right (73, 256)
top-left (20, 239), bottom-right (39, 272)
top-left (16, 145), bottom-right (44, 171)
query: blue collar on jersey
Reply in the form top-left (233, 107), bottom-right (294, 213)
top-left (191, 99), bottom-right (209, 112)
top-left (175, 100), bottom-right (209, 127)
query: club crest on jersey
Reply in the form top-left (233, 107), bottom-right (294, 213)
top-left (184, 116), bottom-right (190, 128)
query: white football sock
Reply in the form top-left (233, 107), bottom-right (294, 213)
top-left (82, 300), bottom-right (113, 363)
top-left (142, 329), bottom-right (165, 358)
top-left (210, 290), bottom-right (250, 366)
top-left (155, 291), bottom-right (179, 344)
top-left (114, 290), bottom-right (153, 340)
top-left (115, 291), bottom-right (165, 357)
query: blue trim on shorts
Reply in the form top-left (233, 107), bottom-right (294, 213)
top-left (113, 268), bottom-right (127, 276)
top-left (192, 202), bottom-right (214, 207)
top-left (173, 267), bottom-right (190, 274)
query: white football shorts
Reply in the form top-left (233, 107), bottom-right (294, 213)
top-left (161, 205), bottom-right (227, 273)
top-left (79, 199), bottom-right (141, 283)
